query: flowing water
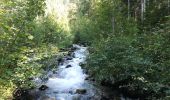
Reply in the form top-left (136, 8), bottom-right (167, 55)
top-left (35, 44), bottom-right (100, 100)
top-left (33, 44), bottom-right (133, 100)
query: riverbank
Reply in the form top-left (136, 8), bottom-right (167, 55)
top-left (13, 44), bottom-right (132, 100)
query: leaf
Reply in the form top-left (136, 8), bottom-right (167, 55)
top-left (28, 35), bottom-right (34, 40)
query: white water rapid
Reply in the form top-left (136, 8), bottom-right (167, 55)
top-left (36, 44), bottom-right (98, 100)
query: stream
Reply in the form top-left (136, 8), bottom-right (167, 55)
top-left (32, 44), bottom-right (133, 100)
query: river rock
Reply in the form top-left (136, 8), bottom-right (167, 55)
top-left (83, 70), bottom-right (88, 74)
top-left (85, 75), bottom-right (95, 81)
top-left (75, 89), bottom-right (87, 94)
top-left (91, 78), bottom-right (95, 81)
top-left (80, 63), bottom-right (86, 68)
top-left (65, 65), bottom-right (72, 68)
top-left (68, 51), bottom-right (76, 57)
top-left (39, 85), bottom-right (48, 91)
top-left (70, 46), bottom-right (77, 51)
top-left (85, 77), bottom-right (95, 81)
top-left (72, 52), bottom-right (75, 58)
top-left (67, 51), bottom-right (72, 56)
top-left (13, 88), bottom-right (35, 100)
top-left (57, 58), bottom-right (63, 62)
top-left (66, 56), bottom-right (73, 60)
top-left (85, 77), bottom-right (89, 80)
top-left (57, 58), bottom-right (64, 65)
top-left (69, 91), bottom-right (74, 94)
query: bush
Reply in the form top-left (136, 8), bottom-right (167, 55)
top-left (73, 0), bottom-right (170, 98)
top-left (86, 18), bottom-right (170, 98)
top-left (0, 0), bottom-right (73, 99)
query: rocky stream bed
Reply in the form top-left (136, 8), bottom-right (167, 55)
top-left (13, 44), bottom-right (136, 100)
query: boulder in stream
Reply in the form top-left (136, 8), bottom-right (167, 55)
top-left (57, 58), bottom-right (64, 65)
top-left (13, 88), bottom-right (29, 100)
top-left (75, 89), bottom-right (87, 94)
top-left (65, 65), bottom-right (72, 68)
top-left (70, 46), bottom-right (77, 51)
top-left (66, 56), bottom-right (73, 60)
top-left (39, 85), bottom-right (48, 91)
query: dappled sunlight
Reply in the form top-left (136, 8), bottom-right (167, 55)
top-left (45, 0), bottom-right (77, 33)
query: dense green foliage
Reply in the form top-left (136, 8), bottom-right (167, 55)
top-left (0, 0), bottom-right (72, 99)
top-left (0, 0), bottom-right (170, 99)
top-left (72, 0), bottom-right (170, 99)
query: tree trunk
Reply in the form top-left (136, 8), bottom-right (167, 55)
top-left (112, 17), bottom-right (115, 34)
top-left (141, 0), bottom-right (143, 22)
top-left (128, 0), bottom-right (130, 20)
top-left (141, 0), bottom-right (146, 22)
top-left (168, 0), bottom-right (170, 14)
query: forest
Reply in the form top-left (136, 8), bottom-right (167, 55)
top-left (0, 0), bottom-right (170, 100)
